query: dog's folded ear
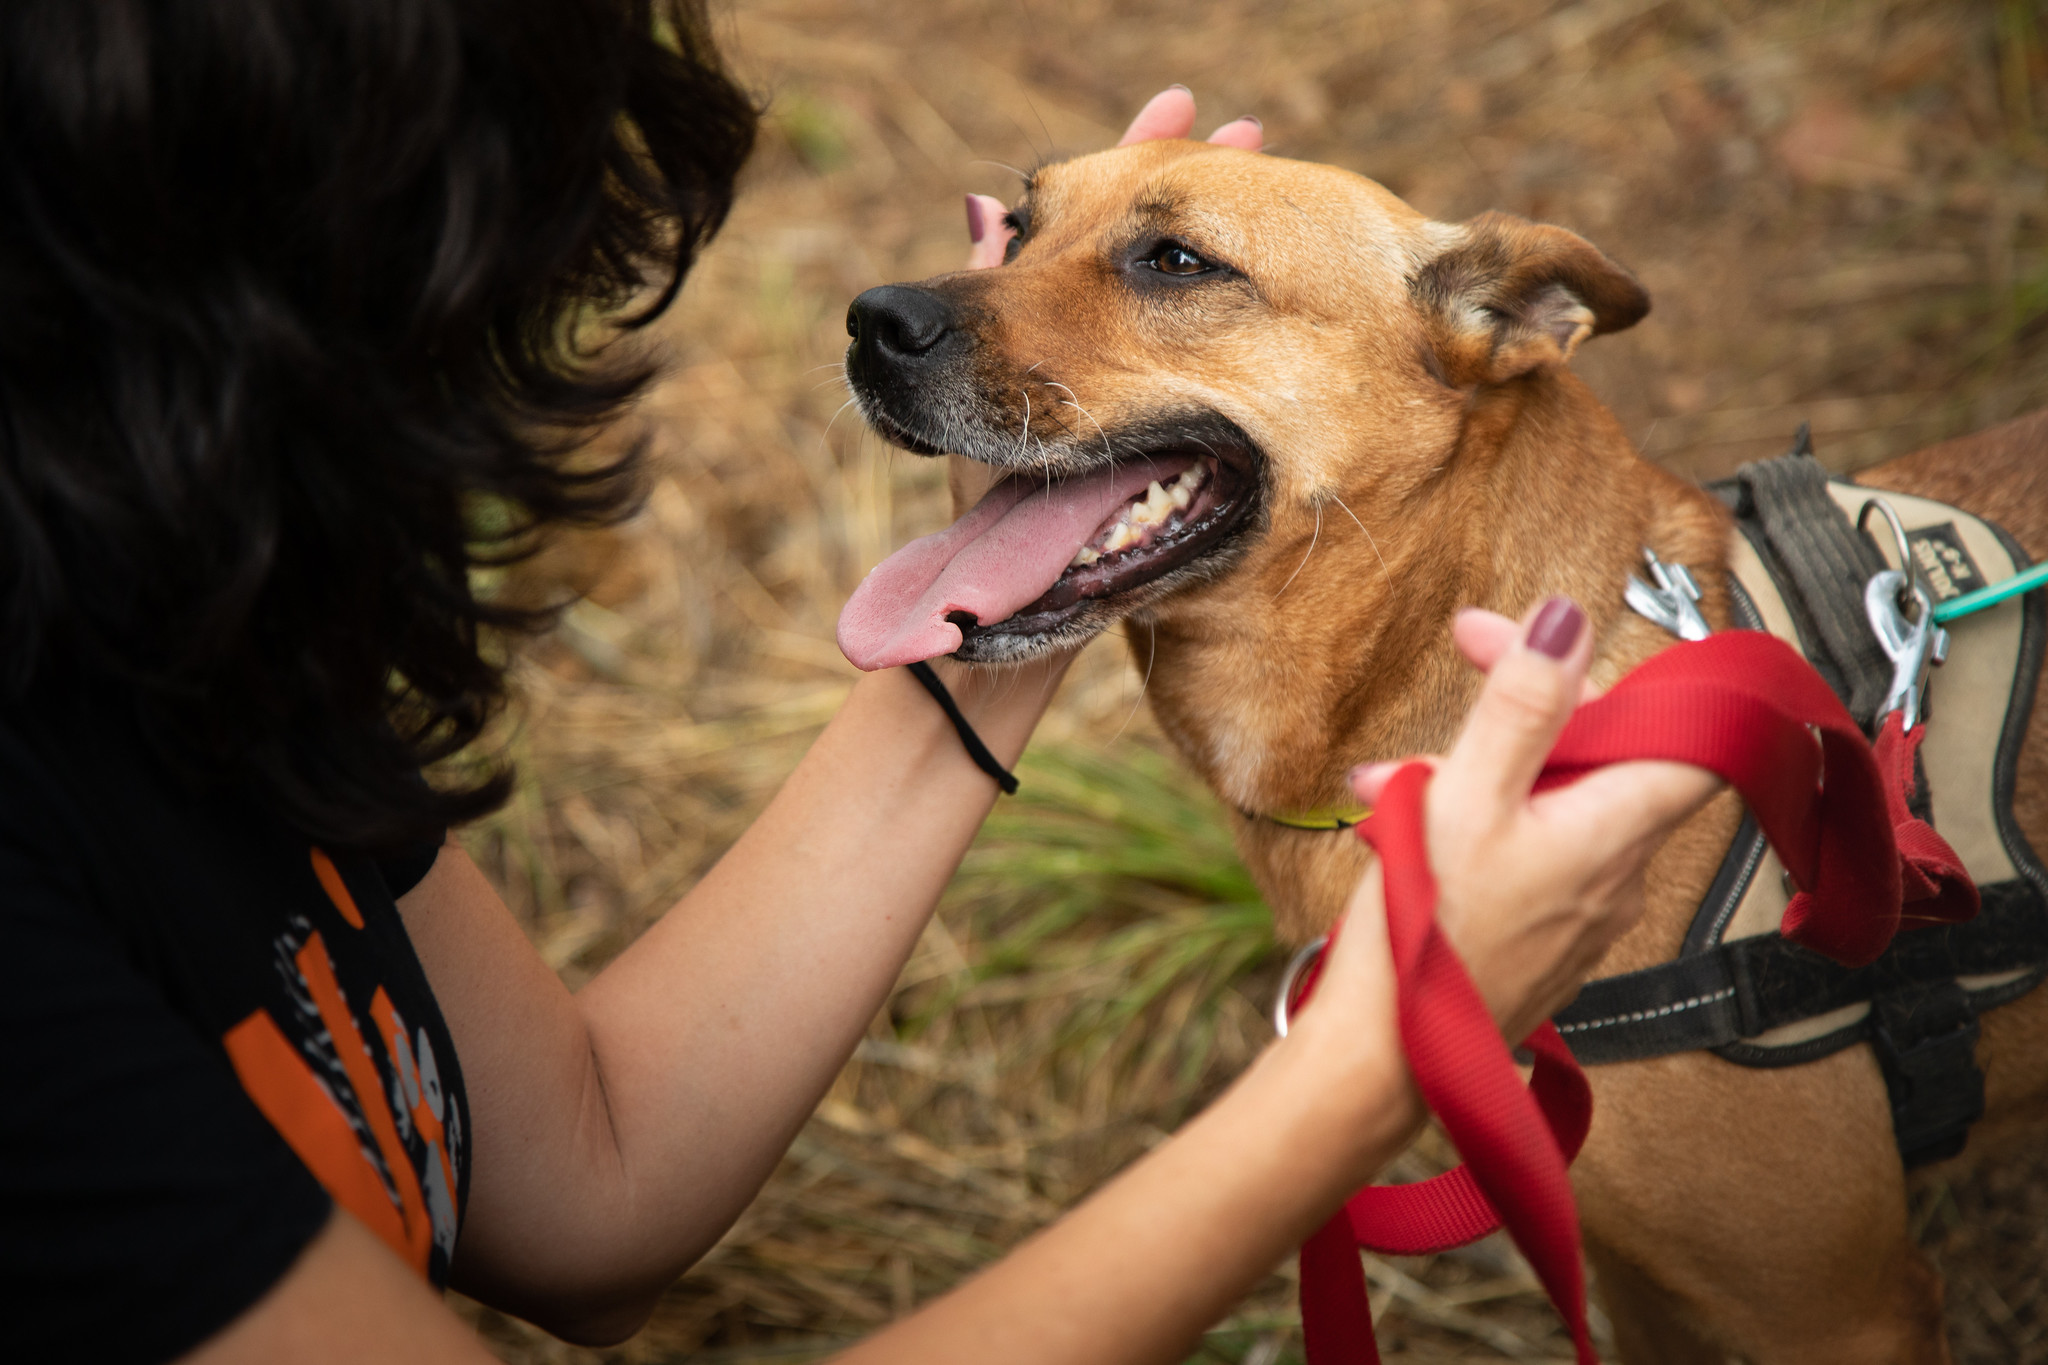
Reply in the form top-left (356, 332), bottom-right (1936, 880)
top-left (1411, 210), bottom-right (1649, 386)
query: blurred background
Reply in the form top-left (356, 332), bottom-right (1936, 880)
top-left (454, 0), bottom-right (2048, 1360)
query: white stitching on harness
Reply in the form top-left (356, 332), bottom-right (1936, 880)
top-left (1557, 986), bottom-right (1737, 1033)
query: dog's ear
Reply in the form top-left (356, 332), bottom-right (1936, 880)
top-left (1411, 211), bottom-right (1649, 386)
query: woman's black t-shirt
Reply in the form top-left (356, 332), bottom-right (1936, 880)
top-left (0, 685), bottom-right (469, 1363)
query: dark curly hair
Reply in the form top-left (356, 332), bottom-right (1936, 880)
top-left (0, 0), bottom-right (757, 850)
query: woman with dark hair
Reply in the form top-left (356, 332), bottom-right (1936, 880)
top-left (0, 5), bottom-right (1716, 1362)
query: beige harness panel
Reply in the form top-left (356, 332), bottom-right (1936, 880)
top-left (1719, 482), bottom-right (2032, 1049)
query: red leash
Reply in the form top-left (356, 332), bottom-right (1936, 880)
top-left (1296, 631), bottom-right (1975, 1362)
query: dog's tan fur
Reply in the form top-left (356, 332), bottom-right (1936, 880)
top-left (885, 140), bottom-right (2048, 1361)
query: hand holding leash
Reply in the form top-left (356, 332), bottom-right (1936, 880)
top-left (1336, 600), bottom-right (1721, 1043)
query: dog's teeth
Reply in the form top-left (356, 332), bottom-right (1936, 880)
top-left (1102, 521), bottom-right (1139, 554)
top-left (1170, 483), bottom-right (1192, 510)
top-left (1070, 546), bottom-right (1101, 567)
top-left (1130, 481), bottom-right (1172, 527)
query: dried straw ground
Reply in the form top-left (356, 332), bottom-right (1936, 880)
top-left (455, 1), bottom-right (2048, 1360)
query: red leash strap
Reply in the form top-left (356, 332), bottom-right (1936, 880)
top-left (1534, 631), bottom-right (1974, 965)
top-left (1300, 763), bottom-right (1599, 1365)
top-left (1297, 631), bottom-right (1975, 1362)
top-left (1872, 712), bottom-right (1977, 928)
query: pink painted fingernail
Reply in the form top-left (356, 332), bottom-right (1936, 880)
top-left (1526, 597), bottom-right (1585, 659)
top-left (964, 195), bottom-right (986, 244)
top-left (1170, 84), bottom-right (1191, 95)
top-left (1235, 115), bottom-right (1263, 130)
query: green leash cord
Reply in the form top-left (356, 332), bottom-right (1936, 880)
top-left (1930, 560), bottom-right (2048, 624)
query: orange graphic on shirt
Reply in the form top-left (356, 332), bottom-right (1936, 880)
top-left (309, 848), bottom-right (366, 929)
top-left (221, 930), bottom-right (434, 1275)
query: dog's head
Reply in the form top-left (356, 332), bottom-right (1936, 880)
top-left (836, 139), bottom-right (1647, 671)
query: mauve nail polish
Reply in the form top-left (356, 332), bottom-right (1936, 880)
top-left (964, 195), bottom-right (985, 244)
top-left (1526, 597), bottom-right (1585, 659)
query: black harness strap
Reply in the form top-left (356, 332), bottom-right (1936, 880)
top-left (1558, 879), bottom-right (2048, 1066)
top-left (1870, 980), bottom-right (1985, 1168)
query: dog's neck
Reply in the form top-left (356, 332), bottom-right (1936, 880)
top-left (1137, 366), bottom-right (1730, 824)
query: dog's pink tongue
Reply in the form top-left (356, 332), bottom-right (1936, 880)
top-left (838, 458), bottom-right (1183, 670)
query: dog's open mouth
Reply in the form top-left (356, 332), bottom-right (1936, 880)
top-left (837, 443), bottom-right (1258, 670)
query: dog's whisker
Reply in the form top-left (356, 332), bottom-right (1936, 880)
top-left (1273, 503), bottom-right (1322, 600)
top-left (970, 157), bottom-right (1032, 182)
top-left (821, 396), bottom-right (862, 443)
top-left (1330, 493), bottom-right (1395, 596)
top-left (1047, 383), bottom-right (1115, 462)
top-left (1109, 617), bottom-right (1157, 744)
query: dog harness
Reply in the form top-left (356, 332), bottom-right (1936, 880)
top-left (1556, 440), bottom-right (2048, 1168)
top-left (1285, 434), bottom-right (2048, 1362)
top-left (1290, 624), bottom-right (1982, 1364)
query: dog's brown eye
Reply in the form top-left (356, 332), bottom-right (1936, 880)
top-left (1152, 243), bottom-right (1209, 275)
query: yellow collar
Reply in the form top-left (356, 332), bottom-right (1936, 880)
top-left (1256, 804), bottom-right (1372, 832)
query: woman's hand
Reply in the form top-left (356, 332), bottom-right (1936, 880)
top-left (960, 87), bottom-right (1262, 271)
top-left (1309, 598), bottom-right (1723, 1053)
top-left (819, 598), bottom-right (1725, 1365)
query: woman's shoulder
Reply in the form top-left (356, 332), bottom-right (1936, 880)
top-left (0, 681), bottom-right (472, 1300)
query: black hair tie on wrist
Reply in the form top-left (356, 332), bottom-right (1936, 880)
top-left (906, 661), bottom-right (1019, 794)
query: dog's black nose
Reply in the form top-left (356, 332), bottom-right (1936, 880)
top-left (847, 284), bottom-right (956, 359)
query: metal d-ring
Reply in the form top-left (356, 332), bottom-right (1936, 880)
top-left (1272, 936), bottom-right (1329, 1038)
top-left (1858, 497), bottom-right (1921, 621)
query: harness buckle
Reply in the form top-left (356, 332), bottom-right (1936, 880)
top-left (1865, 569), bottom-right (1948, 732)
top-left (1624, 546), bottom-right (1711, 641)
top-left (1860, 497), bottom-right (1950, 732)
top-left (1868, 980), bottom-right (1983, 1168)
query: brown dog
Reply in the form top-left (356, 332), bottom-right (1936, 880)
top-left (838, 139), bottom-right (2048, 1362)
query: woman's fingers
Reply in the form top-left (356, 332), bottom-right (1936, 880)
top-left (1205, 116), bottom-right (1263, 150)
top-left (1348, 756), bottom-right (1427, 806)
top-left (1453, 606), bottom-right (1602, 702)
top-left (1118, 88), bottom-right (1265, 150)
top-left (1450, 607), bottom-right (1520, 673)
top-left (962, 194), bottom-right (1014, 271)
top-left (972, 91), bottom-right (1259, 270)
top-left (1116, 87), bottom-right (1198, 145)
top-left (1438, 597), bottom-right (1593, 814)
top-left (1534, 757), bottom-right (1723, 857)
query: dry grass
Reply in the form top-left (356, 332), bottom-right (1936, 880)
top-left (452, 1), bottom-right (2048, 1360)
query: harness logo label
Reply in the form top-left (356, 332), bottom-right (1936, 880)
top-left (1906, 523), bottom-right (1985, 603)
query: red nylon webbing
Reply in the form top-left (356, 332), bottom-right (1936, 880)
top-left (1297, 631), bottom-right (1974, 1363)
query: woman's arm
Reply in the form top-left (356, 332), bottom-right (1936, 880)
top-left (185, 596), bottom-right (1716, 1364)
top-left (403, 89), bottom-right (1277, 1343)
top-left (399, 658), bottom-right (1070, 1340)
top-left (829, 598), bottom-right (1721, 1365)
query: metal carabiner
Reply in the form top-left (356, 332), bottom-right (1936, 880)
top-left (1271, 936), bottom-right (1328, 1038)
top-left (1623, 546), bottom-right (1711, 642)
top-left (1858, 497), bottom-right (1948, 731)
top-left (1865, 568), bottom-right (1948, 731)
